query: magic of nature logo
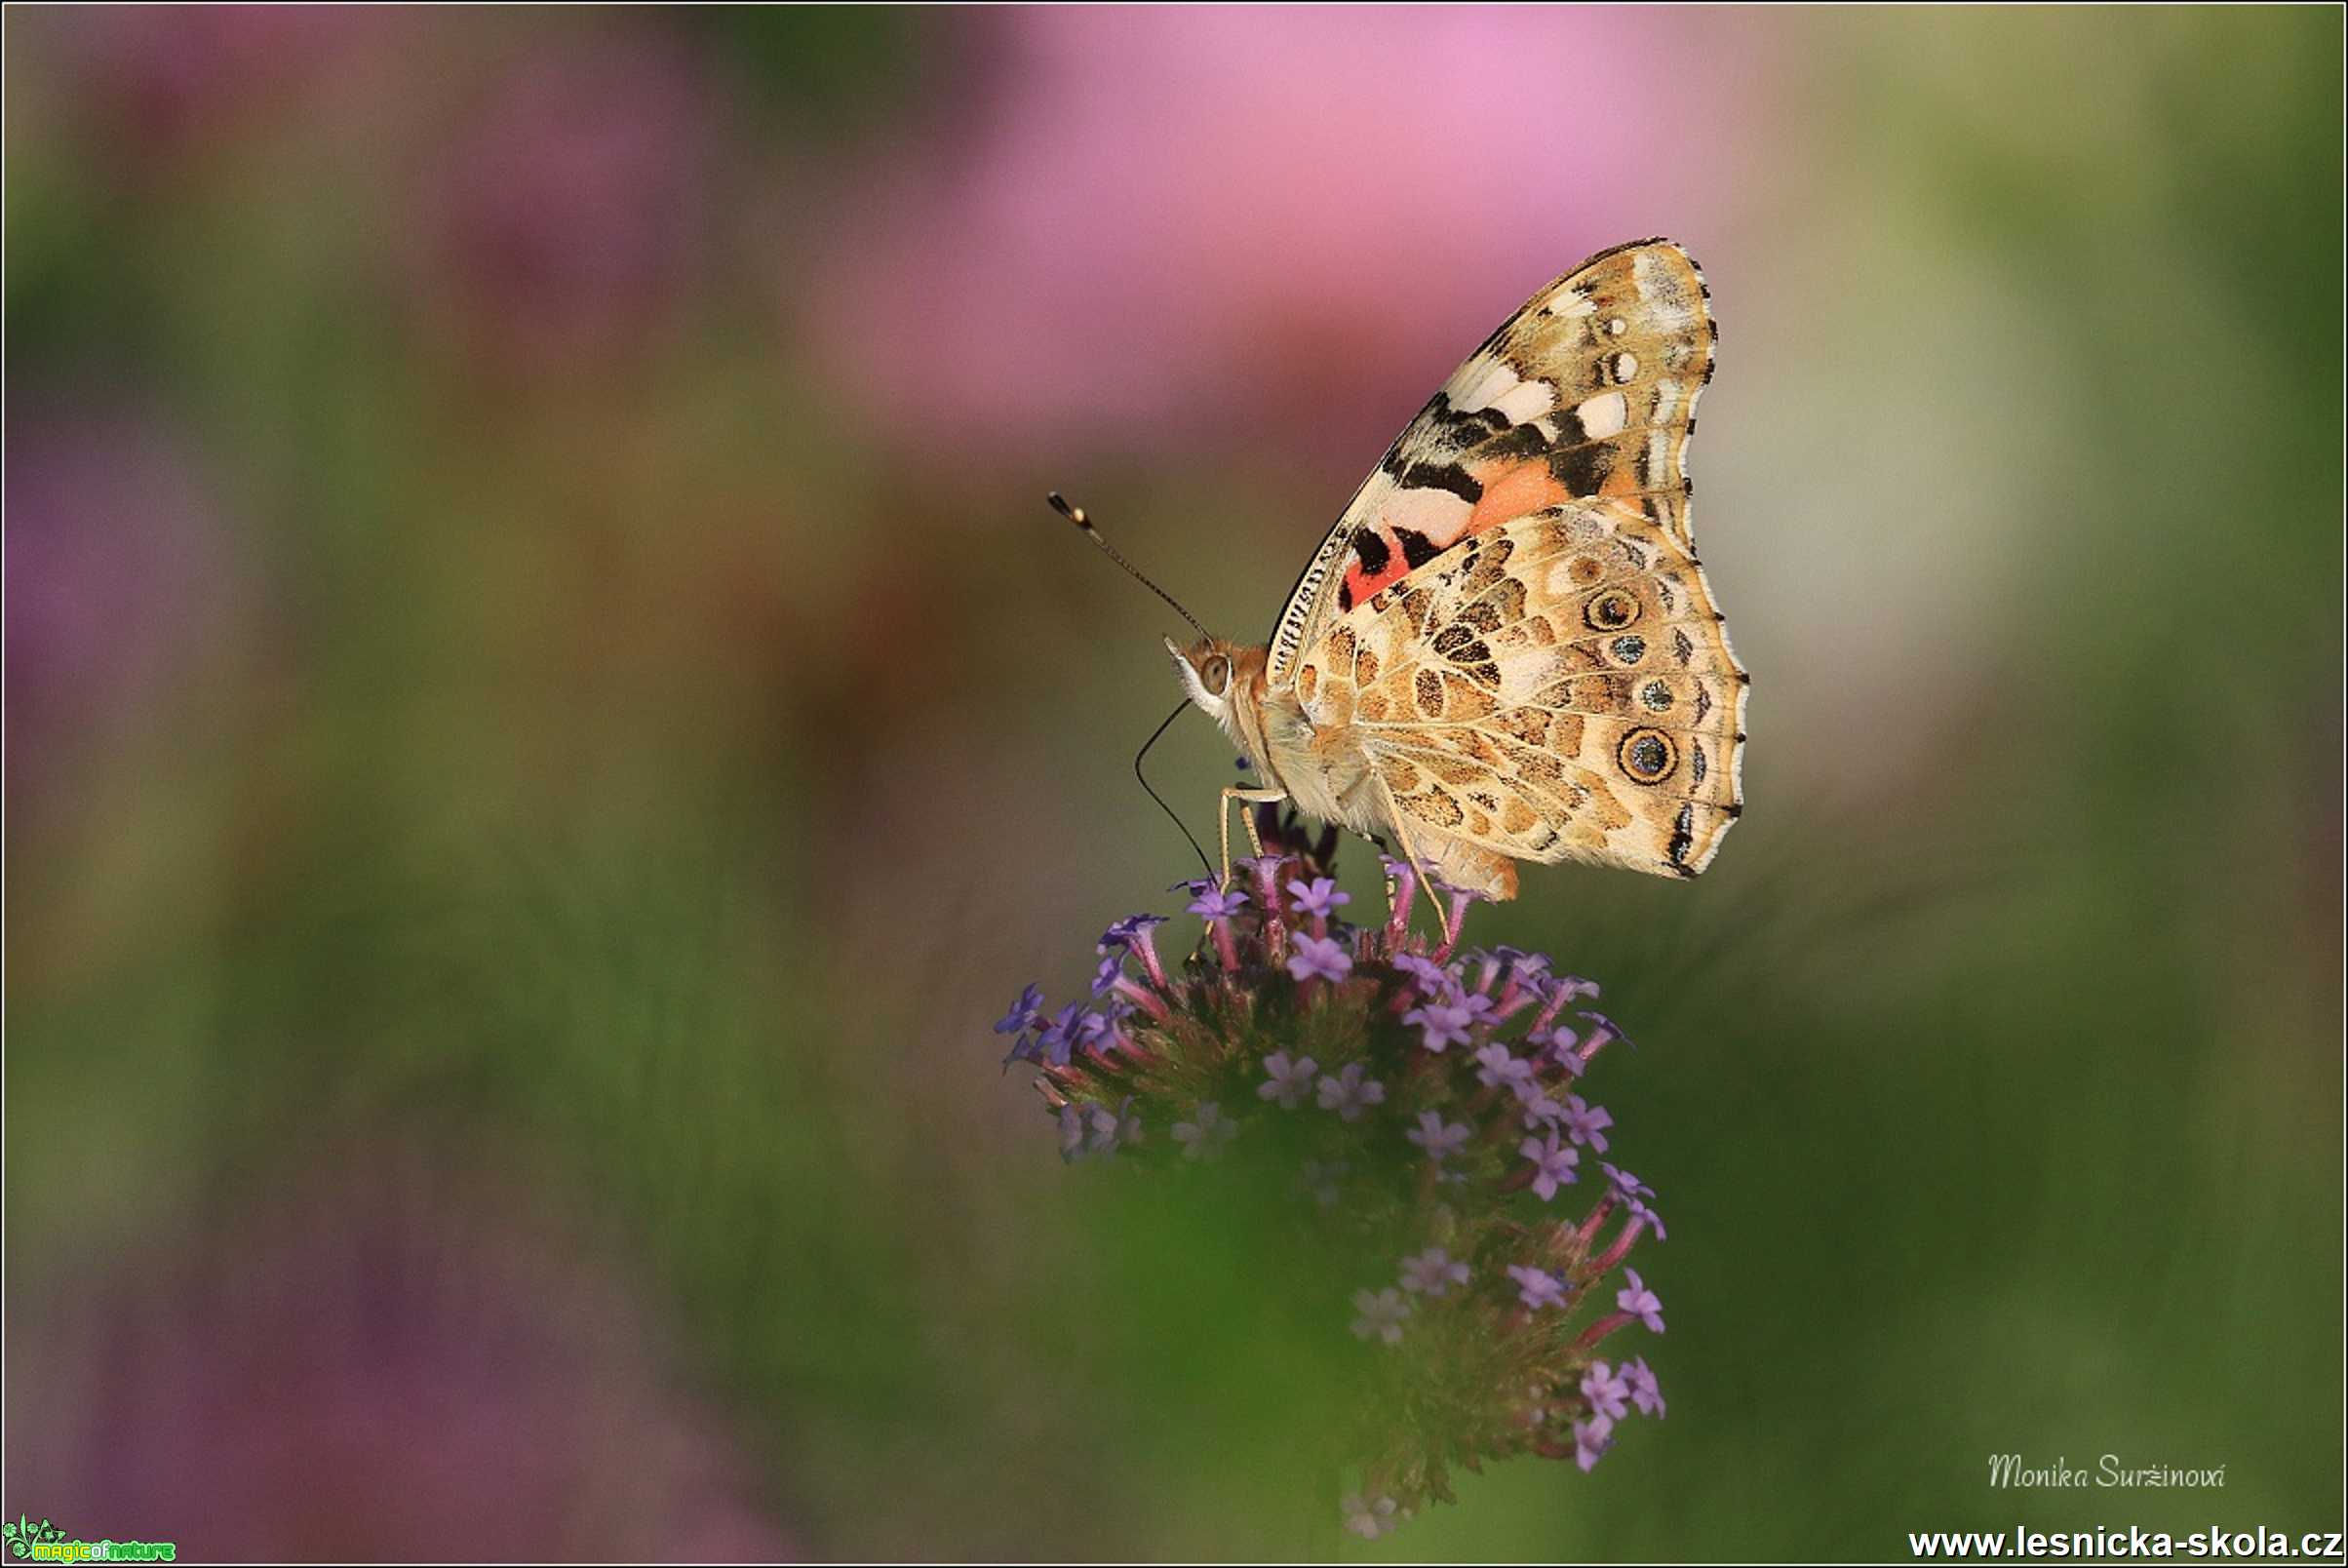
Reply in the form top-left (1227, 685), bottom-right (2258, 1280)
top-left (2, 1516), bottom-right (176, 1563)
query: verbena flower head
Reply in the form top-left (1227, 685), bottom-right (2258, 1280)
top-left (979, 810), bottom-right (1671, 1534)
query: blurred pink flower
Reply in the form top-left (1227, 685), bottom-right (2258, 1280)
top-left (3, 408), bottom-right (241, 766)
top-left (20, 5), bottom-right (388, 163)
top-left (416, 35), bottom-right (720, 374)
top-left (6, 1158), bottom-right (796, 1561)
top-left (805, 7), bottom-right (1741, 469)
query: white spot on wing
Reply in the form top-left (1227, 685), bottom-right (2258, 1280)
top-left (1364, 615), bottom-right (1412, 673)
top-left (1545, 284), bottom-right (1596, 318)
top-left (1491, 378), bottom-right (1556, 423)
top-left (1630, 251), bottom-right (1698, 333)
top-left (1359, 472), bottom-right (1474, 541)
top-left (1448, 357), bottom-right (1518, 413)
top-left (1575, 390), bottom-right (1628, 439)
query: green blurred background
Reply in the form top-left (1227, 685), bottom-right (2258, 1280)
top-left (5, 6), bottom-right (2339, 1560)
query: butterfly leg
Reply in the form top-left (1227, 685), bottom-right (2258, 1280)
top-left (1218, 787), bottom-right (1288, 887)
top-left (1372, 776), bottom-right (1455, 947)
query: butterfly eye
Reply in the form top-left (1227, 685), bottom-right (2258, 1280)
top-left (1200, 654), bottom-right (1232, 695)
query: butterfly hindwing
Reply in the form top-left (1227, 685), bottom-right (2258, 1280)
top-left (1293, 500), bottom-right (1745, 883)
top-left (1268, 239), bottom-right (1716, 688)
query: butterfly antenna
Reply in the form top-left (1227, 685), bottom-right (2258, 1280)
top-left (1137, 698), bottom-right (1214, 880)
top-left (1047, 491), bottom-right (1211, 641)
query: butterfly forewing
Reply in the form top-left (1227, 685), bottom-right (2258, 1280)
top-left (1268, 239), bottom-right (1717, 687)
top-left (1278, 239), bottom-right (1742, 883)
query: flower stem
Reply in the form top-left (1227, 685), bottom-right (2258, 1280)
top-left (1575, 1191), bottom-right (1619, 1249)
top-left (1381, 861), bottom-right (1421, 949)
top-left (1432, 889), bottom-right (1471, 960)
top-left (1571, 1309), bottom-right (1635, 1355)
top-left (1590, 1216), bottom-right (1650, 1276)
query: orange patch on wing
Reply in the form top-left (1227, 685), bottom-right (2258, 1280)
top-left (1340, 530), bottom-right (1415, 606)
top-left (1466, 458), bottom-right (1572, 532)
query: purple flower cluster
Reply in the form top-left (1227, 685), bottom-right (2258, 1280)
top-left (1568, 1353), bottom-right (1667, 1472)
top-left (981, 825), bottom-right (1670, 1534)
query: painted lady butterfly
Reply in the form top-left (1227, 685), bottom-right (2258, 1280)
top-left (1082, 239), bottom-right (1746, 900)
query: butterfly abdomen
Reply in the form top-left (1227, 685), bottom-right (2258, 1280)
top-left (1243, 679), bottom-right (1382, 841)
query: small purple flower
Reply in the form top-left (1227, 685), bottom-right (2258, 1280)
top-left (1389, 952), bottom-right (1455, 998)
top-left (1398, 1246), bottom-right (1468, 1297)
top-left (1553, 976), bottom-right (1603, 1006)
top-left (1257, 1050), bottom-right (1319, 1110)
top-left (1527, 1020), bottom-right (1578, 1056)
top-left (1601, 1161), bottom-right (1653, 1204)
top-left (1507, 1264), bottom-right (1567, 1312)
top-left (1401, 994), bottom-right (1476, 1052)
top-left (1286, 932), bottom-right (1352, 983)
top-left (1404, 1110), bottom-right (1470, 1164)
top-left (1602, 1162), bottom-right (1666, 1239)
top-left (1624, 1356), bottom-right (1665, 1418)
top-left (1560, 1095), bottom-right (1613, 1152)
top-left (1097, 914), bottom-right (1167, 953)
top-left (1350, 1286), bottom-right (1411, 1346)
top-left (1286, 875), bottom-right (1351, 921)
top-left (1234, 852), bottom-right (1290, 896)
top-left (1617, 1269), bottom-right (1665, 1334)
top-left (1058, 1105), bottom-right (1087, 1163)
top-left (1529, 1023), bottom-right (1587, 1078)
top-left (1172, 1101), bottom-right (1239, 1161)
top-left (1341, 1493), bottom-right (1399, 1540)
top-left (1456, 990), bottom-right (1500, 1031)
top-left (1315, 1063), bottom-right (1386, 1121)
top-left (1034, 1002), bottom-right (1075, 1064)
top-left (1519, 1129), bottom-right (1580, 1200)
top-left (1299, 1157), bottom-right (1348, 1209)
top-left (1089, 952), bottom-right (1125, 998)
top-left (1514, 1078), bottom-right (1564, 1127)
top-left (1087, 1097), bottom-right (1142, 1158)
top-left (1496, 947), bottom-right (1551, 989)
top-left (1573, 1415), bottom-right (1615, 1472)
top-left (994, 983), bottom-right (1044, 1036)
top-left (1474, 1042), bottom-right (1535, 1092)
top-left (1578, 1010), bottom-right (1633, 1059)
top-left (1581, 1359), bottom-right (1631, 1422)
top-left (1036, 1001), bottom-right (1110, 1067)
top-left (1187, 884), bottom-right (1249, 921)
